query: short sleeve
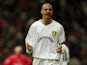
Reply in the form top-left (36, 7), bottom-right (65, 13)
top-left (58, 26), bottom-right (66, 44)
top-left (25, 24), bottom-right (35, 47)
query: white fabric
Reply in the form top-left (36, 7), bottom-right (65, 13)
top-left (33, 58), bottom-right (61, 65)
top-left (25, 19), bottom-right (66, 60)
top-left (60, 44), bottom-right (70, 65)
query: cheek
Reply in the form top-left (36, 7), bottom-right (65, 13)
top-left (51, 11), bottom-right (53, 15)
top-left (41, 11), bottom-right (44, 15)
top-left (41, 10), bottom-right (43, 14)
top-left (41, 11), bottom-right (46, 15)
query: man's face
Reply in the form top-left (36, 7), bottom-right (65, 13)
top-left (41, 4), bottom-right (53, 19)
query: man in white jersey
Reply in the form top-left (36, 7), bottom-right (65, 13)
top-left (25, 3), bottom-right (66, 65)
top-left (60, 44), bottom-right (70, 65)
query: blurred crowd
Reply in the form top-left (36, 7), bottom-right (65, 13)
top-left (0, 0), bottom-right (87, 65)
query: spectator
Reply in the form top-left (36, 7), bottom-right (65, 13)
top-left (3, 45), bottom-right (32, 65)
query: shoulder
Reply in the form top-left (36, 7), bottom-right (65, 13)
top-left (53, 20), bottom-right (63, 27)
top-left (10, 55), bottom-right (17, 59)
top-left (20, 54), bottom-right (31, 59)
top-left (30, 19), bottom-right (41, 28)
top-left (31, 19), bottom-right (40, 26)
top-left (21, 54), bottom-right (27, 58)
top-left (20, 54), bottom-right (32, 61)
top-left (53, 20), bottom-right (64, 30)
top-left (5, 55), bottom-right (15, 60)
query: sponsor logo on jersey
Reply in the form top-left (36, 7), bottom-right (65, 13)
top-left (52, 31), bottom-right (57, 37)
top-left (37, 36), bottom-right (53, 43)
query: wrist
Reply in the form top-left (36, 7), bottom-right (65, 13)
top-left (26, 49), bottom-right (32, 54)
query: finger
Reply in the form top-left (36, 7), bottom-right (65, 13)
top-left (26, 44), bottom-right (30, 47)
top-left (26, 44), bottom-right (30, 49)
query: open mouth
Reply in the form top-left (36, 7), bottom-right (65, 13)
top-left (45, 14), bottom-right (52, 16)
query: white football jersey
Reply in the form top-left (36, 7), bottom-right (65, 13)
top-left (25, 19), bottom-right (66, 60)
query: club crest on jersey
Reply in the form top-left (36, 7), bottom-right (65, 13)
top-left (52, 31), bottom-right (57, 37)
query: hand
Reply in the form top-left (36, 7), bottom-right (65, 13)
top-left (26, 44), bottom-right (33, 50)
top-left (56, 44), bottom-right (62, 53)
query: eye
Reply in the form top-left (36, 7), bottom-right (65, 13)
top-left (44, 9), bottom-right (47, 11)
top-left (49, 9), bottom-right (52, 11)
top-left (44, 9), bottom-right (53, 11)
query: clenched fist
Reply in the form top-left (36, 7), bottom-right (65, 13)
top-left (26, 44), bottom-right (33, 50)
top-left (56, 44), bottom-right (62, 53)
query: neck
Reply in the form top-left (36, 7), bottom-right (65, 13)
top-left (41, 18), bottom-right (52, 25)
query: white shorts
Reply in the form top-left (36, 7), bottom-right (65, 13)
top-left (33, 58), bottom-right (61, 65)
top-left (61, 62), bottom-right (68, 65)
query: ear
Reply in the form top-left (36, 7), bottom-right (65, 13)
top-left (40, 10), bottom-right (43, 14)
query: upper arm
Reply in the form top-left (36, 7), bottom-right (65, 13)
top-left (25, 24), bottom-right (36, 46)
top-left (58, 26), bottom-right (66, 44)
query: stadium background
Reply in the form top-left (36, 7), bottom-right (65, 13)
top-left (0, 0), bottom-right (87, 65)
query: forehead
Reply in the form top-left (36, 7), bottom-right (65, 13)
top-left (41, 3), bottom-right (53, 9)
top-left (15, 46), bottom-right (22, 51)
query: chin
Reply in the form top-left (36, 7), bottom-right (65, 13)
top-left (46, 16), bottom-right (52, 19)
